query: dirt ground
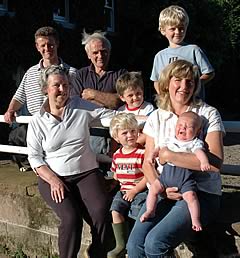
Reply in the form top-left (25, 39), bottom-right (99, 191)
top-left (222, 133), bottom-right (240, 189)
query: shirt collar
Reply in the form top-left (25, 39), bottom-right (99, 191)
top-left (88, 63), bottom-right (114, 74)
top-left (37, 58), bottom-right (64, 71)
top-left (158, 105), bottom-right (193, 119)
top-left (126, 103), bottom-right (142, 111)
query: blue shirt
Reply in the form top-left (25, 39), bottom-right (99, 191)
top-left (151, 44), bottom-right (214, 82)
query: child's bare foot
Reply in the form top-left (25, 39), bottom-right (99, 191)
top-left (140, 211), bottom-right (155, 223)
top-left (192, 223), bottom-right (202, 231)
top-left (201, 163), bottom-right (211, 171)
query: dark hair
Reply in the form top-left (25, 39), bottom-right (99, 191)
top-left (116, 71), bottom-right (144, 96)
top-left (35, 26), bottom-right (59, 43)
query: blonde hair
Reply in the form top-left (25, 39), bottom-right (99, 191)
top-left (155, 60), bottom-right (201, 110)
top-left (159, 5), bottom-right (189, 31)
top-left (116, 71), bottom-right (144, 96)
top-left (110, 113), bottom-right (138, 140)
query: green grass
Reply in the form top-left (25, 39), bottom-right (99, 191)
top-left (0, 244), bottom-right (59, 258)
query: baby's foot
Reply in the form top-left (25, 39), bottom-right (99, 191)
top-left (192, 223), bottom-right (202, 231)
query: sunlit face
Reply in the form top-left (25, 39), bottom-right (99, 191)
top-left (46, 74), bottom-right (69, 108)
top-left (115, 128), bottom-right (138, 149)
top-left (169, 76), bottom-right (195, 106)
top-left (35, 36), bottom-right (58, 61)
top-left (161, 24), bottom-right (187, 47)
top-left (175, 115), bottom-right (199, 141)
top-left (120, 87), bottom-right (144, 109)
top-left (87, 39), bottom-right (110, 70)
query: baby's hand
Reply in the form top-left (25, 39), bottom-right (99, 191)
top-left (123, 189), bottom-right (137, 202)
top-left (140, 210), bottom-right (155, 223)
top-left (201, 162), bottom-right (211, 171)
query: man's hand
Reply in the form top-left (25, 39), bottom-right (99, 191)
top-left (82, 88), bottom-right (96, 101)
top-left (4, 110), bottom-right (16, 124)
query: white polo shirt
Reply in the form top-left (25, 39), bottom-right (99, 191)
top-left (27, 96), bottom-right (117, 176)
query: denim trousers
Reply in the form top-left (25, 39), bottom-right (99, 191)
top-left (110, 190), bottom-right (148, 220)
top-left (126, 191), bottom-right (221, 258)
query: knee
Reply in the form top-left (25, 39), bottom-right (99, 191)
top-left (61, 210), bottom-right (82, 229)
top-left (144, 232), bottom-right (170, 256)
top-left (126, 234), bottom-right (136, 252)
top-left (89, 202), bottom-right (110, 224)
top-left (126, 230), bottom-right (145, 255)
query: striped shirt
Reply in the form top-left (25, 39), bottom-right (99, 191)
top-left (13, 59), bottom-right (78, 115)
top-left (111, 146), bottom-right (145, 191)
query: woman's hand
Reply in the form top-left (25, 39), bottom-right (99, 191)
top-left (49, 176), bottom-right (65, 203)
top-left (158, 146), bottom-right (171, 165)
top-left (36, 165), bottom-right (66, 203)
top-left (165, 187), bottom-right (182, 200)
top-left (145, 147), bottom-right (160, 165)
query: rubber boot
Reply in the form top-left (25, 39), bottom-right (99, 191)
top-left (107, 222), bottom-right (128, 258)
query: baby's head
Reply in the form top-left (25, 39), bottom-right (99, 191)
top-left (159, 5), bottom-right (189, 41)
top-left (116, 72), bottom-right (144, 109)
top-left (175, 111), bottom-right (202, 141)
top-left (110, 113), bottom-right (139, 147)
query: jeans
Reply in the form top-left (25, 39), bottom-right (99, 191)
top-left (110, 190), bottom-right (148, 220)
top-left (126, 191), bottom-right (220, 258)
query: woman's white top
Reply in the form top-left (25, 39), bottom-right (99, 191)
top-left (143, 102), bottom-right (225, 195)
top-left (27, 96), bottom-right (117, 176)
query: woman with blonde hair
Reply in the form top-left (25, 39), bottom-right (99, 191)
top-left (127, 60), bottom-right (224, 258)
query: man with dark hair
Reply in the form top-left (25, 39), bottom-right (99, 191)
top-left (4, 26), bottom-right (78, 122)
top-left (4, 26), bottom-right (78, 171)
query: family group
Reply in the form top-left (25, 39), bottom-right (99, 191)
top-left (4, 5), bottom-right (224, 258)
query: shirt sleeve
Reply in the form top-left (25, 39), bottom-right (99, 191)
top-left (13, 72), bottom-right (28, 104)
top-left (191, 138), bottom-right (205, 152)
top-left (150, 52), bottom-right (165, 82)
top-left (70, 69), bottom-right (85, 96)
top-left (144, 103), bottom-right (155, 116)
top-left (199, 104), bottom-right (225, 136)
top-left (26, 116), bottom-right (47, 172)
top-left (193, 46), bottom-right (214, 75)
top-left (68, 67), bottom-right (81, 97)
top-left (143, 110), bottom-right (159, 139)
top-left (111, 156), bottom-right (117, 173)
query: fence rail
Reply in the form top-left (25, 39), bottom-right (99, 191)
top-left (0, 115), bottom-right (240, 176)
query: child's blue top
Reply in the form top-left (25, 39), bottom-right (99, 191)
top-left (150, 44), bottom-right (214, 82)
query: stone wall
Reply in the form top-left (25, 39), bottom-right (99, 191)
top-left (0, 161), bottom-right (91, 257)
top-left (0, 160), bottom-right (239, 257)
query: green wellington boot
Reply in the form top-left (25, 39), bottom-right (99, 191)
top-left (107, 222), bottom-right (128, 258)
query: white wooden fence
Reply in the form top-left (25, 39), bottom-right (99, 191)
top-left (0, 115), bottom-right (240, 176)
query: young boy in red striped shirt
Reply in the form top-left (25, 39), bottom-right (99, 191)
top-left (107, 113), bottom-right (147, 258)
